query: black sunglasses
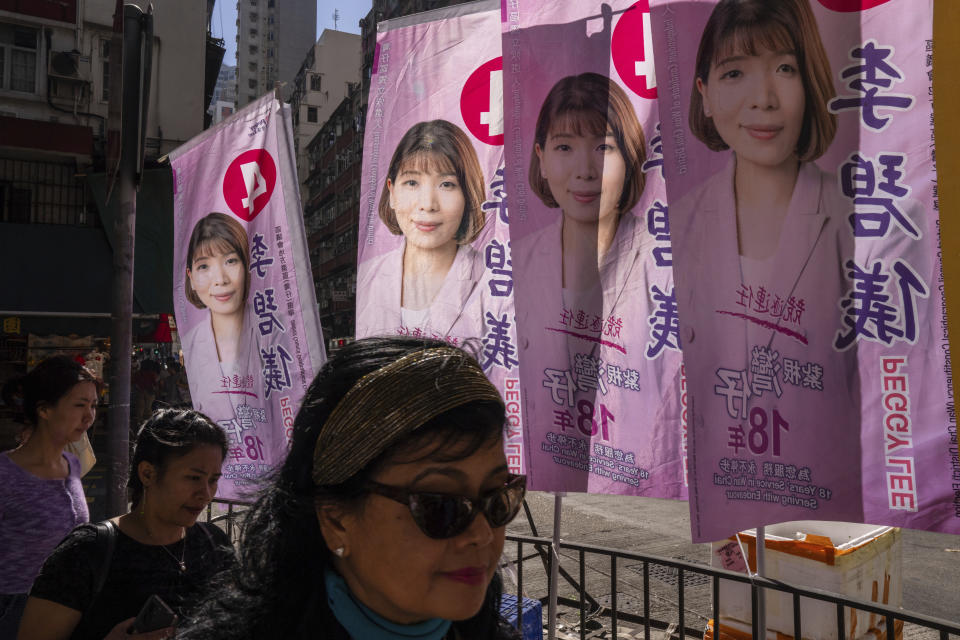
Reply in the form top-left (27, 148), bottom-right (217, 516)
top-left (364, 474), bottom-right (527, 539)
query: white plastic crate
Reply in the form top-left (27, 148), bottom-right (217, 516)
top-left (710, 521), bottom-right (902, 640)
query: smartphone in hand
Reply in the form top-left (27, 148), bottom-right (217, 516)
top-left (130, 594), bottom-right (177, 634)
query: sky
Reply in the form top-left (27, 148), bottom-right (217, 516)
top-left (211, 0), bottom-right (374, 67)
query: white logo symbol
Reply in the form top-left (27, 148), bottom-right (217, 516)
top-left (634, 12), bottom-right (656, 91)
top-left (240, 161), bottom-right (267, 214)
top-left (479, 69), bottom-right (504, 137)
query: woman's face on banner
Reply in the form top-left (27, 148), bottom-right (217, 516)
top-left (388, 157), bottom-right (465, 252)
top-left (187, 245), bottom-right (246, 318)
top-left (536, 124), bottom-right (626, 225)
top-left (698, 46), bottom-right (806, 172)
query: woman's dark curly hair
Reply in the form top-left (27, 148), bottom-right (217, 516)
top-left (178, 336), bottom-right (520, 640)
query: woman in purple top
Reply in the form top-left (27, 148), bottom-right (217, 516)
top-left (0, 356), bottom-right (97, 636)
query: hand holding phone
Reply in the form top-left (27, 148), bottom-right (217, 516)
top-left (130, 594), bottom-right (177, 634)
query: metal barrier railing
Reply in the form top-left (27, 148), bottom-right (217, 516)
top-left (204, 499), bottom-right (960, 640)
top-left (503, 533), bottom-right (960, 640)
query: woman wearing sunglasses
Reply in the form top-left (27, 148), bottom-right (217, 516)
top-left (177, 336), bottom-right (526, 640)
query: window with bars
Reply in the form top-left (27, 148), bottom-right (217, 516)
top-left (0, 158), bottom-right (93, 226)
top-left (310, 74), bottom-right (321, 92)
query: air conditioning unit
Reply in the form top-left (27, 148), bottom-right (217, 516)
top-left (48, 51), bottom-right (89, 82)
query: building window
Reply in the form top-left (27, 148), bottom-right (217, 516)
top-left (248, 94), bottom-right (256, 102)
top-left (267, 48), bottom-right (274, 58)
top-left (248, 78), bottom-right (257, 89)
top-left (0, 23), bottom-right (39, 93)
top-left (307, 107), bottom-right (317, 123)
top-left (249, 29), bottom-right (258, 37)
top-left (310, 74), bottom-right (321, 91)
top-left (0, 158), bottom-right (90, 225)
top-left (250, 12), bottom-right (258, 21)
top-left (248, 61), bottom-right (256, 72)
top-left (100, 39), bottom-right (110, 102)
top-left (249, 45), bottom-right (258, 55)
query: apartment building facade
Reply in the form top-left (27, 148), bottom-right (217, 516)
top-left (304, 85), bottom-right (362, 346)
top-left (0, 0), bottom-right (221, 326)
top-left (234, 0), bottom-right (315, 107)
top-left (209, 63), bottom-right (237, 125)
top-left (289, 28), bottom-right (360, 203)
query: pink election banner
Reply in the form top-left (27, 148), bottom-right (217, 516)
top-left (356, 0), bottom-right (523, 472)
top-left (651, 0), bottom-right (960, 541)
top-left (502, 0), bottom-right (687, 496)
top-left (170, 93), bottom-right (326, 498)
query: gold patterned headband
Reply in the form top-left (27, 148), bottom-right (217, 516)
top-left (311, 347), bottom-right (505, 486)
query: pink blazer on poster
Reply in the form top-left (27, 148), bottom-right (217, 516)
top-left (671, 156), bottom-right (864, 520)
top-left (182, 311), bottom-right (263, 423)
top-left (517, 213), bottom-right (686, 494)
top-left (356, 242), bottom-right (485, 340)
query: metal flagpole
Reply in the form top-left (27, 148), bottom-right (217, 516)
top-left (756, 525), bottom-right (766, 639)
top-left (547, 493), bottom-right (563, 640)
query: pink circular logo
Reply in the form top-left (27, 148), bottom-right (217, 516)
top-left (222, 149), bottom-right (277, 222)
top-left (816, 0), bottom-right (892, 10)
top-left (460, 57), bottom-right (504, 146)
top-left (612, 0), bottom-right (657, 100)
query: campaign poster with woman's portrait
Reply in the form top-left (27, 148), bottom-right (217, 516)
top-left (502, 1), bottom-right (687, 496)
top-left (170, 94), bottom-right (326, 497)
top-left (651, 0), bottom-right (960, 542)
top-left (356, 1), bottom-right (523, 472)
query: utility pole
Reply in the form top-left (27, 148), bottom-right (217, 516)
top-left (107, 2), bottom-right (152, 517)
top-left (333, 8), bottom-right (340, 30)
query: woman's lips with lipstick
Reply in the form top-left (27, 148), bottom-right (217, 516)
top-left (414, 221), bottom-right (439, 232)
top-left (212, 292), bottom-right (235, 303)
top-left (571, 191), bottom-right (600, 204)
top-left (743, 125), bottom-right (782, 140)
top-left (441, 566), bottom-right (487, 585)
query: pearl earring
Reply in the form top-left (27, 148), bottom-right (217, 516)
top-left (333, 547), bottom-right (345, 558)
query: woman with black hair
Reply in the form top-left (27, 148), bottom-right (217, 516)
top-left (0, 357), bottom-right (97, 637)
top-left (177, 336), bottom-right (525, 640)
top-left (18, 409), bottom-right (234, 640)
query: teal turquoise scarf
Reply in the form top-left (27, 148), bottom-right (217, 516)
top-left (325, 567), bottom-right (452, 640)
